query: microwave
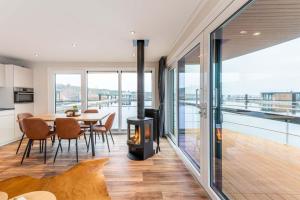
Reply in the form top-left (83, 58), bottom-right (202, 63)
top-left (14, 87), bottom-right (34, 103)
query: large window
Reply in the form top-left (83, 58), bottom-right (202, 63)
top-left (55, 74), bottom-right (81, 113)
top-left (211, 0), bottom-right (300, 199)
top-left (121, 72), bottom-right (152, 129)
top-left (54, 71), bottom-right (153, 130)
top-left (87, 72), bottom-right (119, 129)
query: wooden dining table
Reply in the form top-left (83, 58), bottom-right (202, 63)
top-left (33, 112), bottom-right (109, 156)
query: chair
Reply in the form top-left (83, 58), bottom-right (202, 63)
top-left (21, 118), bottom-right (55, 164)
top-left (93, 112), bottom-right (116, 152)
top-left (54, 118), bottom-right (87, 163)
top-left (16, 113), bottom-right (33, 154)
top-left (81, 109), bottom-right (104, 145)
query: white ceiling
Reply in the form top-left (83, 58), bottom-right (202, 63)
top-left (0, 0), bottom-right (202, 63)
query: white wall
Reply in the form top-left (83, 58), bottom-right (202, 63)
top-left (30, 61), bottom-right (159, 114)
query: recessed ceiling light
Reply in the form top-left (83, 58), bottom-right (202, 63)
top-left (253, 32), bottom-right (261, 36)
top-left (130, 31), bottom-right (135, 35)
top-left (240, 30), bottom-right (247, 34)
top-left (72, 43), bottom-right (77, 47)
top-left (132, 53), bottom-right (136, 57)
top-left (34, 53), bottom-right (38, 57)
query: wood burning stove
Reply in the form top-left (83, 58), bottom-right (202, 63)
top-left (127, 117), bottom-right (153, 160)
top-left (127, 39), bottom-right (154, 160)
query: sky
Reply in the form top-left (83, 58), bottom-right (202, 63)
top-left (222, 37), bottom-right (300, 96)
top-left (56, 72), bottom-right (152, 92)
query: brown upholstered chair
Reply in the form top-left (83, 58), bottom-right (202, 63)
top-left (21, 118), bottom-right (55, 164)
top-left (54, 118), bottom-right (87, 163)
top-left (81, 109), bottom-right (104, 145)
top-left (16, 113), bottom-right (33, 154)
top-left (93, 112), bottom-right (116, 152)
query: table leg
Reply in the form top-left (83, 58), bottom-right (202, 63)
top-left (90, 123), bottom-right (95, 156)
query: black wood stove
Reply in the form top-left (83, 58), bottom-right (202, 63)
top-left (127, 40), bottom-right (154, 160)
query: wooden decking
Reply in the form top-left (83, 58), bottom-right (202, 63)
top-left (223, 129), bottom-right (300, 200)
top-left (0, 135), bottom-right (209, 200)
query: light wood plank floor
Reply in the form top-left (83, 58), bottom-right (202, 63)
top-left (0, 134), bottom-right (209, 200)
top-left (223, 129), bottom-right (300, 200)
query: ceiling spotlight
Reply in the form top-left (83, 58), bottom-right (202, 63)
top-left (34, 53), bottom-right (38, 57)
top-left (72, 43), bottom-right (77, 47)
top-left (130, 31), bottom-right (135, 35)
top-left (253, 32), bottom-right (261, 36)
top-left (240, 30), bottom-right (247, 34)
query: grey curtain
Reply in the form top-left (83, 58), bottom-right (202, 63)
top-left (158, 57), bottom-right (166, 137)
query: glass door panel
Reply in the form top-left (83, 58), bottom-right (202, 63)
top-left (87, 72), bottom-right (119, 129)
top-left (178, 44), bottom-right (201, 168)
top-left (167, 68), bottom-right (178, 142)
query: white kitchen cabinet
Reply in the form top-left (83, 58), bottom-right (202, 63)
top-left (13, 66), bottom-right (33, 88)
top-left (0, 110), bottom-right (15, 146)
top-left (0, 64), bottom-right (5, 87)
top-left (14, 103), bottom-right (34, 139)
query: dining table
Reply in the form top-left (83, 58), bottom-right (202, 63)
top-left (33, 112), bottom-right (109, 156)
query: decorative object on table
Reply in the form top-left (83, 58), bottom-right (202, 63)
top-left (0, 159), bottom-right (110, 200)
top-left (65, 105), bottom-right (80, 117)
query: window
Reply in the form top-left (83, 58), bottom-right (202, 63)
top-left (55, 74), bottom-right (81, 113)
top-left (87, 72), bottom-right (119, 129)
top-left (210, 0), bottom-right (300, 199)
top-left (167, 68), bottom-right (177, 140)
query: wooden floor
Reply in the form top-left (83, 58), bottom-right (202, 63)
top-left (0, 134), bottom-right (209, 200)
top-left (223, 129), bottom-right (300, 200)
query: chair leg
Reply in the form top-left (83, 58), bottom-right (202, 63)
top-left (26, 139), bottom-right (33, 158)
top-left (87, 133), bottom-right (91, 152)
top-left (109, 130), bottom-right (115, 144)
top-left (101, 132), bottom-right (105, 143)
top-left (105, 132), bottom-right (110, 152)
top-left (44, 139), bottom-right (47, 164)
top-left (83, 133), bottom-right (88, 148)
top-left (76, 139), bottom-right (79, 163)
top-left (39, 140), bottom-right (42, 153)
top-left (53, 139), bottom-right (61, 164)
top-left (68, 139), bottom-right (71, 152)
top-left (95, 132), bottom-right (97, 145)
top-left (21, 140), bottom-right (30, 165)
top-left (52, 135), bottom-right (55, 146)
top-left (58, 143), bottom-right (62, 152)
top-left (16, 133), bottom-right (25, 154)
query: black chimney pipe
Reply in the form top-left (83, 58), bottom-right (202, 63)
top-left (137, 40), bottom-right (145, 119)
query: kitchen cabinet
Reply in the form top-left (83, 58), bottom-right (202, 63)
top-left (0, 110), bottom-right (15, 146)
top-left (13, 66), bottom-right (33, 88)
top-left (0, 64), bottom-right (5, 87)
top-left (14, 103), bottom-right (34, 138)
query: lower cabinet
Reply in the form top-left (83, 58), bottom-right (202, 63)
top-left (14, 103), bottom-right (34, 139)
top-left (0, 110), bottom-right (15, 146)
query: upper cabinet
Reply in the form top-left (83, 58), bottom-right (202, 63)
top-left (0, 64), bottom-right (4, 87)
top-left (13, 66), bottom-right (33, 88)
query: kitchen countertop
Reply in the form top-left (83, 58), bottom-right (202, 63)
top-left (0, 108), bottom-right (15, 111)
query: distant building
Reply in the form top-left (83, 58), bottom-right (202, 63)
top-left (261, 92), bottom-right (300, 101)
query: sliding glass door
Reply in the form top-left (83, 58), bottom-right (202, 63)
top-left (87, 72), bottom-right (119, 129)
top-left (178, 44), bottom-right (202, 168)
top-left (210, 0), bottom-right (300, 199)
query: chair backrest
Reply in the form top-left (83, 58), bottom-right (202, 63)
top-left (84, 109), bottom-right (99, 125)
top-left (104, 112), bottom-right (116, 130)
top-left (55, 118), bottom-right (81, 139)
top-left (23, 118), bottom-right (50, 140)
top-left (17, 113), bottom-right (34, 133)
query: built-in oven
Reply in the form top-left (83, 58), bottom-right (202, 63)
top-left (14, 87), bottom-right (34, 103)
